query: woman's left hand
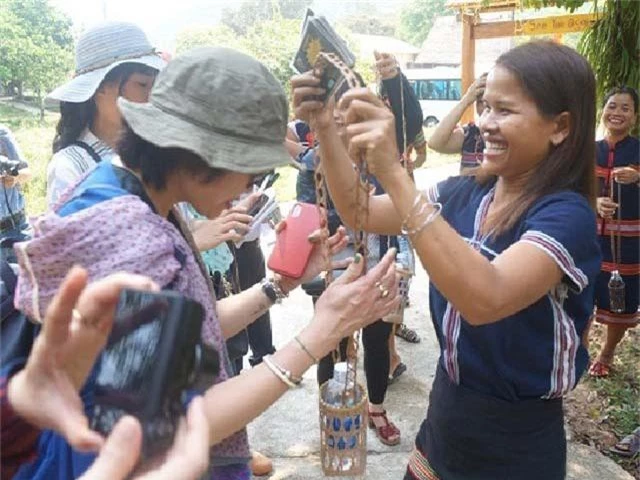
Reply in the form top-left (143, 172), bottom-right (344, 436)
top-left (7, 267), bottom-right (159, 453)
top-left (275, 225), bottom-right (350, 291)
top-left (613, 166), bottom-right (639, 185)
top-left (338, 88), bottom-right (402, 182)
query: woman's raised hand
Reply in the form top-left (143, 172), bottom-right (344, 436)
top-left (339, 88), bottom-right (402, 182)
top-left (291, 71), bottom-right (334, 130)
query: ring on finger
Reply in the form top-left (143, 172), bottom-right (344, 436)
top-left (376, 282), bottom-right (390, 299)
top-left (73, 308), bottom-right (96, 327)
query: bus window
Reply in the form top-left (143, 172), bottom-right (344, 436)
top-left (448, 80), bottom-right (462, 101)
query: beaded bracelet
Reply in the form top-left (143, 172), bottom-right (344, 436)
top-left (263, 355), bottom-right (302, 389)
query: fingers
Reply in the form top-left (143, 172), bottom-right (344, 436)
top-left (146, 397), bottom-right (209, 479)
top-left (275, 220), bottom-right (287, 234)
top-left (222, 220), bottom-right (251, 235)
top-left (79, 416), bottom-right (142, 480)
top-left (338, 88), bottom-right (384, 113)
top-left (361, 248), bottom-right (397, 288)
top-left (75, 272), bottom-right (160, 334)
top-left (43, 266), bottom-right (88, 345)
top-left (221, 212), bottom-right (253, 226)
top-left (333, 253), bottom-right (365, 285)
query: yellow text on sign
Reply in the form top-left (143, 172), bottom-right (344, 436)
top-left (522, 13), bottom-right (597, 35)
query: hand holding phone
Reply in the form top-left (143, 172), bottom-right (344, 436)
top-left (91, 289), bottom-right (218, 460)
top-left (268, 203), bottom-right (320, 279)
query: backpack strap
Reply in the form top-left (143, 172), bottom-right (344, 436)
top-left (71, 141), bottom-right (102, 164)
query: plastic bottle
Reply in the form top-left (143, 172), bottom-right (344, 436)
top-left (608, 270), bottom-right (625, 313)
top-left (323, 362), bottom-right (350, 406)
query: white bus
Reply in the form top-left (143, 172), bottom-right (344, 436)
top-left (404, 67), bottom-right (462, 127)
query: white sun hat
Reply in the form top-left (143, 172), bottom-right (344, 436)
top-left (46, 21), bottom-right (166, 105)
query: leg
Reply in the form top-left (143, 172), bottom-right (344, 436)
top-left (363, 320), bottom-right (400, 446)
top-left (597, 324), bottom-right (628, 364)
top-left (234, 240), bottom-right (275, 365)
top-left (388, 326), bottom-right (406, 385)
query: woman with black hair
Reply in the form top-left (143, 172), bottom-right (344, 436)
top-left (588, 85), bottom-right (639, 378)
top-left (46, 21), bottom-right (164, 207)
top-left (293, 40), bottom-right (602, 479)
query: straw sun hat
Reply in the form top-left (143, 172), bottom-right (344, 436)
top-left (46, 21), bottom-right (166, 104)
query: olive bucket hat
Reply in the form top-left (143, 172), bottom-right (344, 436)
top-left (46, 21), bottom-right (165, 105)
top-left (117, 47), bottom-right (290, 174)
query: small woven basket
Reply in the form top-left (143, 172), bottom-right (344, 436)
top-left (319, 382), bottom-right (368, 476)
top-left (383, 267), bottom-right (413, 324)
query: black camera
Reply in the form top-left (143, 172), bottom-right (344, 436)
top-left (0, 155), bottom-right (21, 177)
top-left (91, 289), bottom-right (219, 460)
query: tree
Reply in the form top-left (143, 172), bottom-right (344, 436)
top-left (577, 0), bottom-right (639, 106)
top-left (176, 16), bottom-right (301, 96)
top-left (220, 0), bottom-right (312, 36)
top-left (0, 0), bottom-right (74, 119)
top-left (521, 0), bottom-right (639, 114)
top-left (339, 14), bottom-right (397, 36)
top-left (397, 0), bottom-right (448, 47)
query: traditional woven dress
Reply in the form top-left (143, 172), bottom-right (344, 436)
top-left (594, 136), bottom-right (640, 326)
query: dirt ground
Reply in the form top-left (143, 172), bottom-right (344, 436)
top-left (564, 325), bottom-right (640, 478)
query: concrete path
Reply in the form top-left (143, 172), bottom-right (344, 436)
top-left (248, 163), bottom-right (632, 479)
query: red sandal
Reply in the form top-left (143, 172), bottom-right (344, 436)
top-left (588, 360), bottom-right (611, 378)
top-left (368, 410), bottom-right (401, 446)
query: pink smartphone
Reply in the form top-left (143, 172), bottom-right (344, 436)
top-left (268, 203), bottom-right (320, 279)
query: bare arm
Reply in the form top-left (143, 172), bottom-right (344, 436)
top-left (427, 75), bottom-right (485, 154)
top-left (215, 283), bottom-right (274, 339)
top-left (378, 168), bottom-right (564, 325)
top-left (325, 88), bottom-right (571, 326)
top-left (204, 250), bottom-right (399, 445)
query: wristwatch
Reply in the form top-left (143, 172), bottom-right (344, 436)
top-left (261, 278), bottom-right (287, 304)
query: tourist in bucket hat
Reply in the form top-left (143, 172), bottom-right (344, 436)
top-left (9, 46), bottom-right (400, 479)
top-left (46, 21), bottom-right (165, 207)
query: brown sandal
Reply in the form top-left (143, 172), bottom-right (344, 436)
top-left (368, 410), bottom-right (401, 446)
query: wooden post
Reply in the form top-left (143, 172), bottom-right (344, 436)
top-left (461, 14), bottom-right (476, 124)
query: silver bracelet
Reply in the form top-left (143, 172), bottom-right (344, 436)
top-left (401, 202), bottom-right (442, 236)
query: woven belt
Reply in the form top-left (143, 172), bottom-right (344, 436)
top-left (0, 211), bottom-right (26, 234)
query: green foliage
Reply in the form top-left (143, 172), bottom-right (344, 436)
top-left (578, 0), bottom-right (640, 107)
top-left (220, 0), bottom-right (311, 35)
top-left (521, 0), bottom-right (588, 12)
top-left (339, 14), bottom-right (396, 36)
top-left (0, 0), bottom-right (74, 117)
top-left (176, 17), bottom-right (300, 96)
top-left (397, 0), bottom-right (448, 47)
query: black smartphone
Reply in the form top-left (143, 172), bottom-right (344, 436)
top-left (91, 289), bottom-right (215, 460)
top-left (247, 193), bottom-right (270, 217)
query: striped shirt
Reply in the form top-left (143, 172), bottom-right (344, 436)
top-left (424, 176), bottom-right (601, 400)
top-left (46, 129), bottom-right (117, 207)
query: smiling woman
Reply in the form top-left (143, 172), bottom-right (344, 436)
top-left (291, 40), bottom-right (602, 480)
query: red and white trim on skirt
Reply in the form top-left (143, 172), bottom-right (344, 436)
top-left (595, 309), bottom-right (640, 326)
top-left (407, 448), bottom-right (441, 480)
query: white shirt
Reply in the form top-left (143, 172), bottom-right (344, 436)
top-left (46, 129), bottom-right (118, 208)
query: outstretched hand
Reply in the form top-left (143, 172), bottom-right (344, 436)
top-left (7, 267), bottom-right (159, 452)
